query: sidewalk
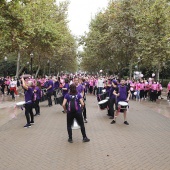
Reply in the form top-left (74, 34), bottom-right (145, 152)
top-left (0, 94), bottom-right (170, 170)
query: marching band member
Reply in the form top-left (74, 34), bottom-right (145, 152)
top-left (21, 77), bottom-right (34, 128)
top-left (112, 79), bottom-right (131, 125)
top-left (108, 80), bottom-right (118, 121)
top-left (62, 83), bottom-right (90, 143)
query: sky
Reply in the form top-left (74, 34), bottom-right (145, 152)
top-left (58, 0), bottom-right (109, 36)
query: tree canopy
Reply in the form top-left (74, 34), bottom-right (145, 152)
top-left (0, 0), bottom-right (77, 77)
top-left (80, 0), bottom-right (170, 79)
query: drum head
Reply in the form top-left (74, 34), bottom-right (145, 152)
top-left (98, 100), bottom-right (108, 104)
top-left (118, 101), bottom-right (128, 106)
top-left (102, 89), bottom-right (106, 93)
top-left (16, 101), bottom-right (26, 106)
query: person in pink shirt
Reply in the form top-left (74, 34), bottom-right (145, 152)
top-left (157, 81), bottom-right (163, 99)
top-left (144, 80), bottom-right (150, 100)
top-left (150, 82), bottom-right (158, 102)
top-left (139, 80), bottom-right (145, 100)
top-left (167, 82), bottom-right (170, 101)
top-left (130, 80), bottom-right (135, 100)
top-left (89, 78), bottom-right (94, 94)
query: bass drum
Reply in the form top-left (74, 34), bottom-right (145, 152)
top-left (98, 100), bottom-right (108, 110)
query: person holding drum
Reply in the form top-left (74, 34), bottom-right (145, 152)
top-left (21, 77), bottom-right (34, 128)
top-left (111, 79), bottom-right (131, 125)
top-left (62, 84), bottom-right (90, 143)
top-left (108, 80), bottom-right (118, 120)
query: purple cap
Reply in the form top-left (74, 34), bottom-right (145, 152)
top-left (112, 80), bottom-right (117, 85)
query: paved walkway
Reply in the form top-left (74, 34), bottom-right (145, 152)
top-left (0, 94), bottom-right (170, 170)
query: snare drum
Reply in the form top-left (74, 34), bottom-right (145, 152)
top-left (118, 101), bottom-right (129, 113)
top-left (16, 101), bottom-right (26, 110)
top-left (106, 97), bottom-right (110, 100)
top-left (98, 100), bottom-right (108, 110)
top-left (16, 101), bottom-right (26, 107)
top-left (102, 89), bottom-right (106, 93)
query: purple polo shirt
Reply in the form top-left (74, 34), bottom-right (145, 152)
top-left (117, 85), bottom-right (128, 102)
top-left (64, 93), bottom-right (82, 113)
top-left (109, 86), bottom-right (118, 99)
top-left (76, 84), bottom-right (84, 94)
top-left (25, 87), bottom-right (33, 103)
top-left (35, 86), bottom-right (41, 100)
top-left (62, 83), bottom-right (69, 97)
top-left (47, 80), bottom-right (54, 93)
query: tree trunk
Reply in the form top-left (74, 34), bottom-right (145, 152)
top-left (16, 50), bottom-right (20, 78)
top-left (18, 65), bottom-right (25, 76)
top-left (35, 65), bottom-right (41, 78)
top-left (129, 62), bottom-right (132, 80)
top-left (156, 63), bottom-right (160, 81)
top-left (43, 65), bottom-right (45, 76)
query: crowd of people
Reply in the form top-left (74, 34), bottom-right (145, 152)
top-left (1, 74), bottom-right (170, 143)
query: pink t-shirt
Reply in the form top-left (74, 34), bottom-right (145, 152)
top-left (89, 80), bottom-right (93, 86)
top-left (140, 83), bottom-right (145, 90)
top-left (135, 83), bottom-right (141, 90)
top-left (151, 84), bottom-right (157, 91)
top-left (144, 83), bottom-right (150, 91)
top-left (157, 84), bottom-right (162, 91)
top-left (167, 83), bottom-right (170, 90)
top-left (130, 83), bottom-right (135, 91)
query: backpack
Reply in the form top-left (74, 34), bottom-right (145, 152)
top-left (68, 95), bottom-right (79, 112)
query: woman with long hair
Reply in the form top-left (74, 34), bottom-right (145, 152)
top-left (62, 83), bottom-right (90, 143)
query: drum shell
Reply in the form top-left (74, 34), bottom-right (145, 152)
top-left (97, 93), bottom-right (107, 101)
top-left (98, 100), bottom-right (108, 110)
top-left (119, 105), bottom-right (127, 112)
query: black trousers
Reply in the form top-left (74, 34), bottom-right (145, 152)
top-left (89, 86), bottom-right (93, 94)
top-left (1, 85), bottom-right (5, 94)
top-left (93, 86), bottom-right (97, 95)
top-left (6, 85), bottom-right (10, 95)
top-left (131, 91), bottom-right (135, 100)
top-left (82, 103), bottom-right (87, 119)
top-left (25, 103), bottom-right (34, 124)
top-left (167, 91), bottom-right (170, 100)
top-left (10, 89), bottom-right (15, 99)
top-left (140, 90), bottom-right (144, 99)
top-left (67, 112), bottom-right (87, 139)
top-left (150, 90), bottom-right (157, 101)
top-left (108, 98), bottom-right (115, 117)
top-left (144, 90), bottom-right (148, 98)
top-left (47, 91), bottom-right (52, 106)
top-left (34, 99), bottom-right (40, 114)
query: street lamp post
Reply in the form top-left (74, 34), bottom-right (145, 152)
top-left (4, 56), bottom-right (7, 78)
top-left (118, 62), bottom-right (120, 78)
top-left (47, 60), bottom-right (50, 75)
top-left (30, 52), bottom-right (34, 76)
top-left (26, 62), bottom-right (29, 74)
top-left (137, 57), bottom-right (141, 71)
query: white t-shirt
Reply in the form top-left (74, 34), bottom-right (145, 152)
top-left (97, 79), bottom-right (104, 88)
top-left (10, 81), bottom-right (17, 88)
